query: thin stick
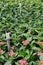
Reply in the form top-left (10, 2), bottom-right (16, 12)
top-left (19, 2), bottom-right (22, 16)
top-left (6, 32), bottom-right (10, 52)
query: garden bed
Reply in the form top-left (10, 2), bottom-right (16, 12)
top-left (0, 0), bottom-right (43, 65)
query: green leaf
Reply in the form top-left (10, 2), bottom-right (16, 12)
top-left (4, 60), bottom-right (11, 65)
top-left (40, 54), bottom-right (43, 60)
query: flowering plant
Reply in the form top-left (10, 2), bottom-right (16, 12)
top-left (0, 0), bottom-right (43, 65)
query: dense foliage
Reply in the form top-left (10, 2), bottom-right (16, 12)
top-left (0, 0), bottom-right (43, 65)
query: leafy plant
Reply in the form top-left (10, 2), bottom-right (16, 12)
top-left (0, 0), bottom-right (43, 65)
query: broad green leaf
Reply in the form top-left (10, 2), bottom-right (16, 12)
top-left (4, 60), bottom-right (11, 65)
